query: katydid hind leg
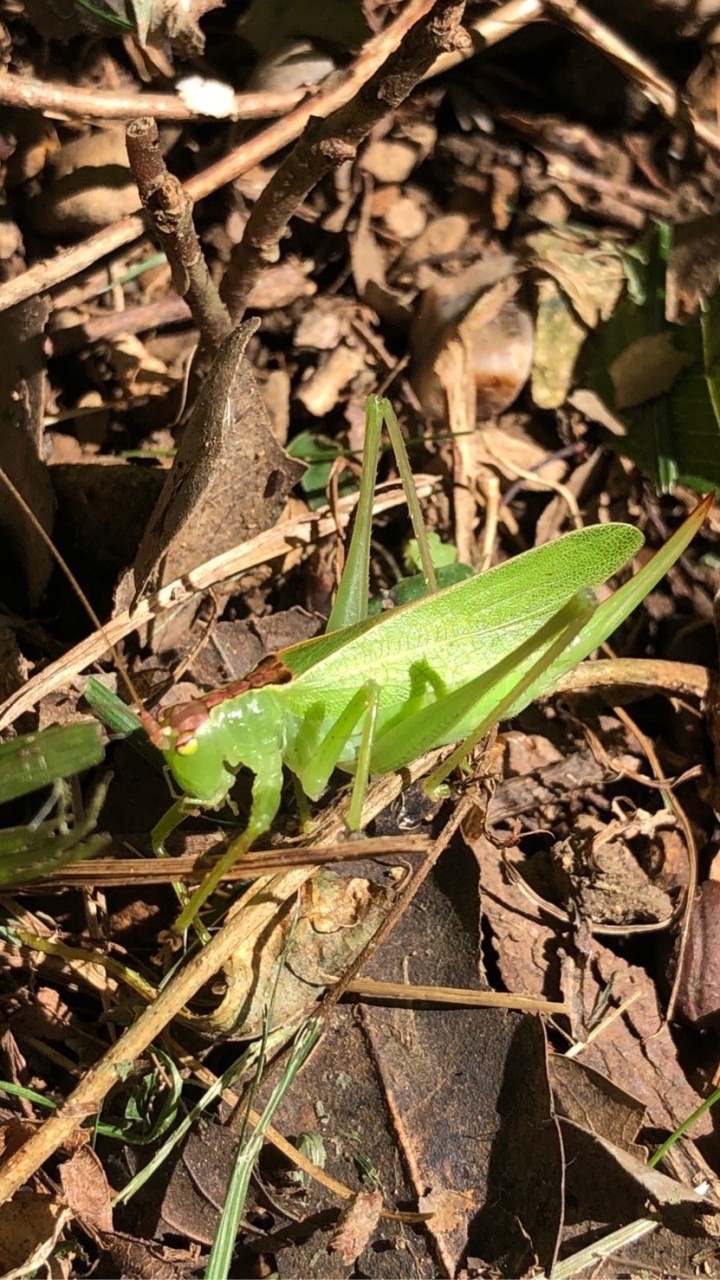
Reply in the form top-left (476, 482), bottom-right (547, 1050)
top-left (327, 397), bottom-right (385, 632)
top-left (380, 400), bottom-right (437, 595)
top-left (423, 594), bottom-right (595, 794)
top-left (531, 492), bottom-right (714, 701)
top-left (327, 395), bottom-right (437, 633)
top-left (369, 593), bottom-right (595, 778)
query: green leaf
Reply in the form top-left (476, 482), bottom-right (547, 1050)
top-left (288, 430), bottom-right (355, 510)
top-left (581, 223), bottom-right (720, 493)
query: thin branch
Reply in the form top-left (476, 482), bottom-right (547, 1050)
top-left (0, 0), bottom-right (442, 314)
top-left (220, 0), bottom-right (466, 320)
top-left (0, 73), bottom-right (306, 121)
top-left (48, 295), bottom-right (190, 357)
top-left (426, 0), bottom-right (544, 77)
top-left (6, 0), bottom-right (700, 316)
top-left (125, 117), bottom-right (231, 353)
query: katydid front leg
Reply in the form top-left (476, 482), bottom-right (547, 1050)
top-left (152, 797), bottom-right (195, 859)
top-left (173, 750), bottom-right (285, 933)
top-left (172, 681), bottom-right (381, 933)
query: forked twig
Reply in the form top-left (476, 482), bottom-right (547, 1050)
top-left (0, 0), bottom-right (439, 313)
top-left (220, 0), bottom-right (466, 319)
top-left (0, 0), bottom-right (540, 313)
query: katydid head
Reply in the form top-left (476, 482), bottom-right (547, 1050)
top-left (141, 656), bottom-right (293, 810)
top-left (148, 700), bottom-right (237, 808)
top-left (145, 701), bottom-right (211, 754)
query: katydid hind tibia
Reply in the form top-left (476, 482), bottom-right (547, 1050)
top-left (0, 395), bottom-right (709, 932)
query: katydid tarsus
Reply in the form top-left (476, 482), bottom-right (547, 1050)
top-left (0, 396), bottom-right (711, 934)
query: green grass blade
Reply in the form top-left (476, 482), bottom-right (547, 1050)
top-left (85, 678), bottom-right (164, 770)
top-left (206, 1018), bottom-right (323, 1280)
top-left (84, 677), bottom-right (142, 736)
top-left (0, 723), bottom-right (104, 805)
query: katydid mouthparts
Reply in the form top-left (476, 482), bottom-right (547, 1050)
top-left (0, 396), bottom-right (712, 934)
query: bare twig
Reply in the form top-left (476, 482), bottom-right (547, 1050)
top-left (48, 295), bottom-right (191, 357)
top-left (1, 0), bottom-right (712, 319)
top-left (0, 73), bottom-right (306, 122)
top-left (426, 0), bottom-right (544, 77)
top-left (126, 117), bottom-right (231, 353)
top-left (220, 0), bottom-right (466, 319)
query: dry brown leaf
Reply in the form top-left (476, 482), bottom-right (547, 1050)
top-left (59, 1146), bottom-right (113, 1233)
top-left (0, 1189), bottom-right (70, 1278)
top-left (328, 1189), bottom-right (383, 1263)
top-left (25, 128), bottom-right (139, 237)
top-left (297, 344), bottom-right (368, 416)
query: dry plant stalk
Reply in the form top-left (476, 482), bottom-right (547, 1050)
top-left (0, 745), bottom-right (447, 1207)
top-left (220, 0), bottom-right (467, 319)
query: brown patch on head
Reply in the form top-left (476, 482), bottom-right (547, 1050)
top-left (159, 701), bottom-right (211, 750)
top-left (203, 654), bottom-right (293, 711)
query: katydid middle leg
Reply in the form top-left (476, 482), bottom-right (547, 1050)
top-left (292, 679), bottom-right (381, 832)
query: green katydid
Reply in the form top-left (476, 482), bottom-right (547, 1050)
top-left (121, 396), bottom-right (708, 932)
top-left (0, 395), bottom-right (711, 933)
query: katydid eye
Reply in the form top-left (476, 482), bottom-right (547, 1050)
top-left (176, 738), bottom-right (199, 756)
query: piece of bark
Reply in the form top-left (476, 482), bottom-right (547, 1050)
top-left (118, 319), bottom-right (303, 607)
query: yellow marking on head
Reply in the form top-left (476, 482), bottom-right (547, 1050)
top-left (176, 739), bottom-right (199, 756)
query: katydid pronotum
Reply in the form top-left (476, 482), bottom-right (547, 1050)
top-left (0, 396), bottom-right (711, 933)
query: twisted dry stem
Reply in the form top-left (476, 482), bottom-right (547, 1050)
top-left (0, 74), bottom-right (304, 121)
top-left (125, 117), bottom-right (232, 354)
